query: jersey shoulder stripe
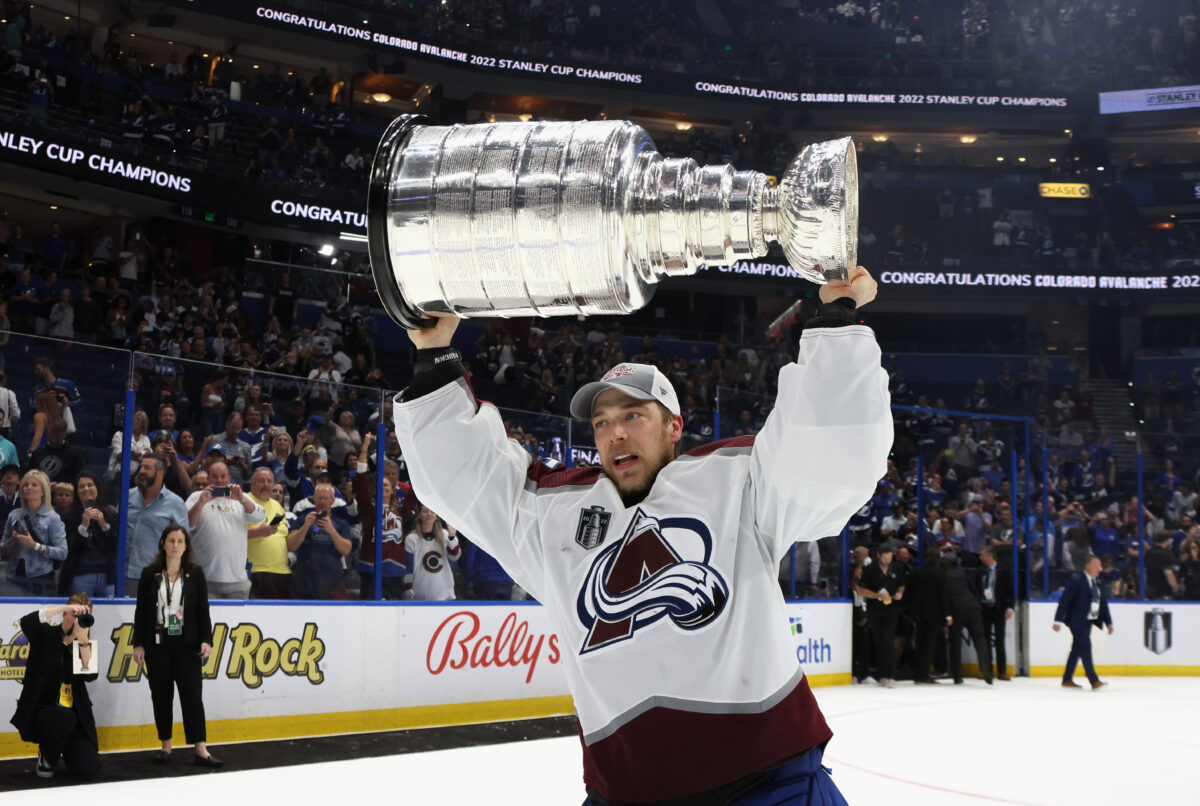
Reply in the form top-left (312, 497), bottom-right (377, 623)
top-left (682, 435), bottom-right (756, 459)
top-left (526, 463), bottom-right (603, 491)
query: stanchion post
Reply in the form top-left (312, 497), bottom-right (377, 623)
top-left (114, 385), bottom-right (135, 598)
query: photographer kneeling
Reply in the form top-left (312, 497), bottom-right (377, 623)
top-left (10, 594), bottom-right (100, 780)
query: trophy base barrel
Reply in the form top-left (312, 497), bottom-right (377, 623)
top-left (368, 114), bottom-right (434, 330)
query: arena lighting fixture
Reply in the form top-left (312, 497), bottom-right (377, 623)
top-left (1097, 166), bottom-right (1105, 171)
top-left (49, 205), bottom-right (57, 210)
top-left (959, 135), bottom-right (977, 144)
top-left (253, 64), bottom-right (260, 69)
top-left (518, 113), bottom-right (533, 121)
top-left (339, 231), bottom-right (368, 243)
top-left (675, 122), bottom-right (693, 131)
top-left (1064, 129), bottom-right (1071, 135)
top-left (914, 144), bottom-right (923, 153)
top-left (371, 93), bottom-right (392, 103)
top-left (1049, 157), bottom-right (1057, 163)
top-left (996, 156), bottom-right (1005, 161)
top-left (872, 134), bottom-right (888, 142)
top-left (1018, 156), bottom-right (1026, 162)
top-left (318, 244), bottom-right (335, 256)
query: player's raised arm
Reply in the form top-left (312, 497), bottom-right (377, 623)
top-left (392, 314), bottom-right (547, 599)
top-left (751, 267), bottom-right (893, 563)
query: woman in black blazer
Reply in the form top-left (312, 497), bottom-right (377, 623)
top-left (58, 471), bottom-right (119, 598)
top-left (132, 523), bottom-right (223, 768)
top-left (10, 593), bottom-right (100, 780)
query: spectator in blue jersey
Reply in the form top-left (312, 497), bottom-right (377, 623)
top-left (284, 429), bottom-right (326, 502)
top-left (286, 482), bottom-right (354, 599)
top-left (29, 357), bottom-right (79, 414)
top-left (847, 500), bottom-right (877, 546)
top-left (466, 540), bottom-right (514, 600)
top-left (1089, 512), bottom-right (1120, 561)
top-left (237, 405), bottom-right (269, 466)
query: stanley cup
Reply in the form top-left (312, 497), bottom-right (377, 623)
top-left (368, 115), bottom-right (857, 329)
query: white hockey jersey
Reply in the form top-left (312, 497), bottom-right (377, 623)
top-left (393, 324), bottom-right (893, 802)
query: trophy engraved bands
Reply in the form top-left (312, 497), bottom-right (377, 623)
top-left (368, 115), bottom-right (857, 329)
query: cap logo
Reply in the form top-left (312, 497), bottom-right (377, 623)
top-left (601, 364), bottom-right (637, 382)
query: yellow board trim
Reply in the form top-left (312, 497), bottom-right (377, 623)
top-left (1029, 665), bottom-right (1200, 677)
top-left (0, 675), bottom-right (857, 759)
top-left (806, 673), bottom-right (851, 687)
top-left (0, 695), bottom-right (576, 759)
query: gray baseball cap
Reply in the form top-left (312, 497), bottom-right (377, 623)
top-left (569, 362), bottom-right (681, 420)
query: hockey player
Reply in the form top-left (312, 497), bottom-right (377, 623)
top-left (393, 267), bottom-right (892, 804)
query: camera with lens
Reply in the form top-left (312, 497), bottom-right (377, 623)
top-left (77, 613), bottom-right (94, 629)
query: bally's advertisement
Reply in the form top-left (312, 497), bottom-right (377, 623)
top-left (1028, 601), bottom-right (1200, 676)
top-left (0, 600), bottom-right (850, 756)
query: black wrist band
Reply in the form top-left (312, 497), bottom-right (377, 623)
top-left (413, 347), bottom-right (463, 375)
top-left (803, 297), bottom-right (859, 329)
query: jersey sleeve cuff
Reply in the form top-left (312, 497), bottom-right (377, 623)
top-left (405, 348), bottom-right (466, 401)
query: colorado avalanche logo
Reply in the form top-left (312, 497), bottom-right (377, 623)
top-left (575, 508), bottom-right (729, 655)
top-left (423, 552), bottom-right (444, 573)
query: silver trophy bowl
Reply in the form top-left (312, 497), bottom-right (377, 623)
top-left (368, 116), bottom-right (857, 329)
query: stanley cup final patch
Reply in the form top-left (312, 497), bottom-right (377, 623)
top-left (575, 505), bottom-right (612, 550)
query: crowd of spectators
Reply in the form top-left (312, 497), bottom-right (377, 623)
top-left (348, 0), bottom-right (1199, 94)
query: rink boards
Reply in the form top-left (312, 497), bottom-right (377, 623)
top-left (0, 600), bottom-right (851, 757)
top-left (1027, 600), bottom-right (1200, 676)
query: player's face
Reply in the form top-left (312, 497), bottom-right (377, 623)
top-left (591, 389), bottom-right (681, 507)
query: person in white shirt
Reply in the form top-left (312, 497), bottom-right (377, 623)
top-left (185, 461), bottom-right (263, 599)
top-left (404, 506), bottom-right (460, 601)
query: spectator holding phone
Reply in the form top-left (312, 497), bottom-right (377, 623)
top-left (10, 594), bottom-right (99, 780)
top-left (59, 471), bottom-right (118, 598)
top-left (0, 470), bottom-right (67, 597)
top-left (246, 467), bottom-right (297, 598)
top-left (185, 461), bottom-right (263, 599)
top-left (287, 482), bottom-right (353, 599)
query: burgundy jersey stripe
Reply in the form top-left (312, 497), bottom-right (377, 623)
top-left (682, 435), bottom-right (756, 459)
top-left (527, 463), bottom-right (603, 490)
top-left (579, 675), bottom-right (832, 802)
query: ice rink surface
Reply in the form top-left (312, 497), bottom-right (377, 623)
top-left (9, 677), bottom-right (1196, 805)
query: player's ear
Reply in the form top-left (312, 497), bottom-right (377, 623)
top-left (668, 414), bottom-right (684, 446)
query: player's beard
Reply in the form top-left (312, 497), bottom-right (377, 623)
top-left (607, 434), bottom-right (676, 509)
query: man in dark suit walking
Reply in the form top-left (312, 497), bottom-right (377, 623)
top-left (1053, 554), bottom-right (1113, 689)
top-left (979, 546), bottom-right (1015, 680)
top-left (944, 556), bottom-right (993, 684)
